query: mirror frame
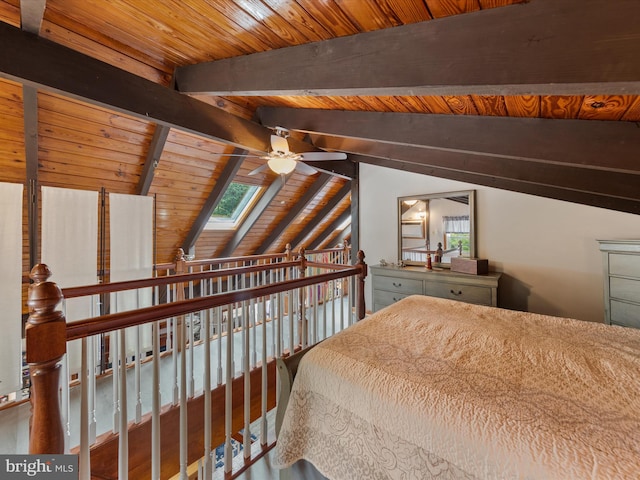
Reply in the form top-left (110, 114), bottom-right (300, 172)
top-left (398, 190), bottom-right (476, 267)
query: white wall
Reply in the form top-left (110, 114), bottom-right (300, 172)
top-left (360, 164), bottom-right (640, 323)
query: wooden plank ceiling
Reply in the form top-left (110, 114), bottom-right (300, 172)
top-left (0, 0), bottom-right (638, 269)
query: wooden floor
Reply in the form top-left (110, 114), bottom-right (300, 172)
top-left (235, 449), bottom-right (327, 480)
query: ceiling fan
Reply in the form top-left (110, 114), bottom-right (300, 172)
top-left (214, 127), bottom-right (347, 176)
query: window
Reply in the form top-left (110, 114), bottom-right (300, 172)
top-left (443, 215), bottom-right (470, 255)
top-left (205, 182), bottom-right (261, 230)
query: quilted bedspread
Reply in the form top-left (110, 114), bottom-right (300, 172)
top-left (274, 295), bottom-right (640, 479)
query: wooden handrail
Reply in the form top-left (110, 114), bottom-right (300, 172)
top-left (61, 260), bottom-right (302, 299)
top-left (65, 266), bottom-right (363, 342)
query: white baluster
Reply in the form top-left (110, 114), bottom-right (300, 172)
top-left (79, 338), bottom-right (90, 480)
top-left (243, 299), bottom-right (251, 459)
top-left (118, 329), bottom-right (128, 480)
top-left (151, 321), bottom-right (161, 480)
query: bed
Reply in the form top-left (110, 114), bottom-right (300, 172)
top-left (274, 295), bottom-right (640, 479)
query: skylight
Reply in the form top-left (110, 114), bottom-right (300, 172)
top-left (205, 182), bottom-right (261, 230)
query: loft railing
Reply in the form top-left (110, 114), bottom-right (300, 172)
top-left (26, 246), bottom-right (366, 479)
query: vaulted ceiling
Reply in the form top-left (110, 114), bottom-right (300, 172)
top-left (0, 0), bottom-right (638, 269)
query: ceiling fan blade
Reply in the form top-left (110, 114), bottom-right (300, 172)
top-left (209, 153), bottom-right (263, 157)
top-left (295, 162), bottom-right (319, 176)
top-left (299, 152), bottom-right (347, 161)
top-left (247, 164), bottom-right (269, 176)
top-left (270, 134), bottom-right (290, 154)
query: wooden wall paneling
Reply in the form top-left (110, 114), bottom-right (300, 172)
top-left (305, 198), bottom-right (352, 250)
top-left (374, 0), bottom-right (433, 24)
top-left (38, 92), bottom-right (156, 135)
top-left (44, 0), bottom-right (205, 68)
top-left (40, 20), bottom-right (168, 84)
top-left (621, 97), bottom-right (640, 121)
top-left (333, 1), bottom-right (401, 31)
top-left (504, 95), bottom-right (540, 117)
top-left (540, 95), bottom-right (584, 119)
top-left (471, 95), bottom-right (508, 116)
top-left (426, 0), bottom-right (480, 18)
top-left (0, 0), bottom-right (19, 26)
top-left (254, 173), bottom-right (333, 254)
top-left (271, 177), bottom-right (349, 253)
top-left (259, 0), bottom-right (334, 42)
top-left (578, 95), bottom-right (637, 121)
top-left (415, 96), bottom-right (454, 114)
top-left (291, 0), bottom-right (360, 37)
top-left (443, 95), bottom-right (479, 115)
top-left (479, 0), bottom-right (523, 7)
top-left (286, 181), bottom-right (351, 251)
top-left (366, 95), bottom-right (413, 112)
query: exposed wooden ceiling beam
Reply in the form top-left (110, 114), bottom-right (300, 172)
top-left (308, 210), bottom-right (351, 250)
top-left (0, 22), bottom-right (336, 166)
top-left (310, 136), bottom-right (638, 201)
top-left (258, 107), bottom-right (640, 174)
top-left (137, 125), bottom-right (170, 196)
top-left (288, 183), bottom-right (351, 250)
top-left (254, 173), bottom-right (333, 254)
top-left (259, 106), bottom-right (640, 214)
top-left (218, 175), bottom-right (285, 257)
top-left (175, 0), bottom-right (640, 96)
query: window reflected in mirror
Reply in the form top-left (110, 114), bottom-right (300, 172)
top-left (398, 190), bottom-right (475, 266)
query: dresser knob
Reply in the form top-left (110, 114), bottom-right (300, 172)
top-left (392, 282), bottom-right (402, 287)
top-left (450, 289), bottom-right (462, 296)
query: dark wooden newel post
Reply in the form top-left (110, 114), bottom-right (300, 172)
top-left (356, 250), bottom-right (367, 320)
top-left (26, 264), bottom-right (66, 454)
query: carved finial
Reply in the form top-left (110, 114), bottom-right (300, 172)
top-left (176, 248), bottom-right (185, 261)
top-left (29, 264), bottom-right (52, 284)
top-left (357, 250), bottom-right (365, 264)
top-left (27, 264), bottom-right (63, 323)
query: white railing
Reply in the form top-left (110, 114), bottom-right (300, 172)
top-left (26, 247), bottom-right (366, 479)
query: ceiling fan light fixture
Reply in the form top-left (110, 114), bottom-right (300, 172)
top-left (267, 156), bottom-right (297, 175)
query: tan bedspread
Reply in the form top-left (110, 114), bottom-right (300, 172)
top-left (274, 295), bottom-right (640, 479)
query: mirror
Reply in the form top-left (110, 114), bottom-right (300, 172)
top-left (398, 190), bottom-right (475, 266)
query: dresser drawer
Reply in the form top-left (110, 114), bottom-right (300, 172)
top-left (609, 253), bottom-right (640, 278)
top-left (374, 289), bottom-right (417, 309)
top-left (610, 299), bottom-right (640, 329)
top-left (373, 275), bottom-right (422, 295)
top-left (424, 282), bottom-right (493, 306)
top-left (609, 277), bottom-right (640, 303)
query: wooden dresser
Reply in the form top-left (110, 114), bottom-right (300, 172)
top-left (598, 240), bottom-right (640, 329)
top-left (371, 264), bottom-right (501, 312)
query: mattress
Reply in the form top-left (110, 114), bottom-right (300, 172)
top-left (274, 295), bottom-right (640, 479)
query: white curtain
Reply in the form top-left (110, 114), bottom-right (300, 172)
top-left (41, 186), bottom-right (99, 374)
top-left (443, 215), bottom-right (470, 233)
top-left (109, 193), bottom-right (154, 355)
top-left (0, 183), bottom-right (24, 396)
